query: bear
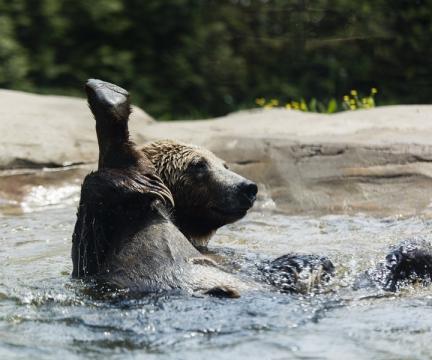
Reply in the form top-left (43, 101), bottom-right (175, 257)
top-left (139, 140), bottom-right (336, 293)
top-left (139, 141), bottom-right (432, 294)
top-left (141, 140), bottom-right (258, 249)
top-left (72, 79), bottom-right (432, 297)
top-left (71, 79), bottom-right (256, 297)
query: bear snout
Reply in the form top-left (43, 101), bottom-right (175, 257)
top-left (238, 181), bottom-right (258, 206)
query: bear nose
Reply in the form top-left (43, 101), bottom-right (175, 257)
top-left (239, 181), bottom-right (258, 204)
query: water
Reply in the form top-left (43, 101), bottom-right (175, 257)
top-left (2, 180), bottom-right (432, 359)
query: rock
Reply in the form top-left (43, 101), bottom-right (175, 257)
top-left (0, 89), bottom-right (153, 169)
top-left (141, 106), bottom-right (432, 216)
top-left (2, 87), bottom-right (432, 216)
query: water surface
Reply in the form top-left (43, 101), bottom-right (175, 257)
top-left (1, 183), bottom-right (432, 359)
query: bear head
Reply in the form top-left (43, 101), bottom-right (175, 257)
top-left (141, 140), bottom-right (258, 249)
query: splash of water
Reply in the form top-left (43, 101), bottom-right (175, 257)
top-left (21, 185), bottom-right (80, 213)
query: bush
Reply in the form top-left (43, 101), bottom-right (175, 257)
top-left (0, 0), bottom-right (430, 119)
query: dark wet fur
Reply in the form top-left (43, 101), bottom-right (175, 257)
top-left (260, 238), bottom-right (432, 294)
top-left (260, 254), bottom-right (335, 293)
top-left (71, 79), bottom-right (338, 297)
top-left (260, 240), bottom-right (432, 294)
top-left (72, 79), bottom-right (224, 295)
top-left (354, 238), bottom-right (432, 292)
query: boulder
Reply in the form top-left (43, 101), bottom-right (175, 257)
top-left (0, 89), bottom-right (153, 169)
top-left (141, 106), bottom-right (432, 216)
top-left (2, 87), bottom-right (432, 216)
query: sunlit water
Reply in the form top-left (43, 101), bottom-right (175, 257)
top-left (2, 184), bottom-right (432, 359)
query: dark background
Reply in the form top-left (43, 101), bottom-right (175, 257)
top-left (0, 0), bottom-right (431, 119)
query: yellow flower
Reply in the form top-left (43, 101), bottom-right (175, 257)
top-left (270, 99), bottom-right (279, 106)
top-left (350, 90), bottom-right (358, 96)
top-left (350, 99), bottom-right (356, 105)
top-left (255, 98), bottom-right (266, 106)
top-left (371, 88), bottom-right (378, 94)
top-left (350, 105), bottom-right (356, 110)
top-left (285, 103), bottom-right (292, 110)
top-left (343, 95), bottom-right (349, 102)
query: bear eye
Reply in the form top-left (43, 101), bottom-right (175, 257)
top-left (190, 158), bottom-right (208, 171)
top-left (223, 163), bottom-right (229, 169)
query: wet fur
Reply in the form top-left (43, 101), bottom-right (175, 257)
top-left (354, 238), bottom-right (432, 292)
top-left (71, 79), bottom-right (251, 296)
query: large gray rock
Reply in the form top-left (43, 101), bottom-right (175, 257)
top-left (2, 87), bottom-right (432, 216)
top-left (0, 89), bottom-right (153, 169)
top-left (141, 106), bottom-right (432, 216)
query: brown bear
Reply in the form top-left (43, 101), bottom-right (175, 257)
top-left (136, 123), bottom-right (431, 295)
top-left (140, 141), bottom-right (337, 293)
top-left (71, 79), bottom-right (254, 297)
top-left (141, 140), bottom-right (258, 249)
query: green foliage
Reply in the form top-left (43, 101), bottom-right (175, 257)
top-left (255, 88), bottom-right (378, 113)
top-left (0, 11), bottom-right (29, 87)
top-left (0, 0), bottom-right (431, 119)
